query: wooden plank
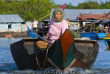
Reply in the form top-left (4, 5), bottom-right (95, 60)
top-left (75, 43), bottom-right (94, 47)
top-left (5, 35), bottom-right (12, 38)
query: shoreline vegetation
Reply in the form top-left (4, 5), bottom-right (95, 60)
top-left (0, 0), bottom-right (110, 21)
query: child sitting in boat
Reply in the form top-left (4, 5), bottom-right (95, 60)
top-left (37, 5), bottom-right (68, 49)
top-left (47, 5), bottom-right (68, 43)
top-left (37, 5), bottom-right (80, 49)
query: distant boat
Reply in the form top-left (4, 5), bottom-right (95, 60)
top-left (104, 34), bottom-right (110, 49)
top-left (80, 32), bottom-right (98, 40)
top-left (10, 29), bottom-right (99, 71)
top-left (97, 33), bottom-right (107, 39)
top-left (104, 37), bottom-right (110, 49)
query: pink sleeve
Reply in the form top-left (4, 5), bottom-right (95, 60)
top-left (61, 21), bottom-right (68, 34)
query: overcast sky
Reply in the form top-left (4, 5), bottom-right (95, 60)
top-left (53, 0), bottom-right (109, 6)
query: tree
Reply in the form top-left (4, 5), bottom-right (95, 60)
top-left (0, 0), bottom-right (110, 21)
top-left (77, 1), bottom-right (100, 9)
top-left (0, 0), bottom-right (55, 21)
top-left (100, 2), bottom-right (110, 9)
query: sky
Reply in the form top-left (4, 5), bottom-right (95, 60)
top-left (53, 0), bottom-right (110, 6)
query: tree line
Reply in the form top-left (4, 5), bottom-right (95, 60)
top-left (0, 0), bottom-right (110, 21)
top-left (65, 1), bottom-right (110, 9)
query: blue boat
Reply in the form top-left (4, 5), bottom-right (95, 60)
top-left (97, 33), bottom-right (107, 39)
top-left (80, 32), bottom-right (98, 40)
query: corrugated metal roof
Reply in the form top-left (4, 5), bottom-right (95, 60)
top-left (50, 9), bottom-right (110, 20)
top-left (0, 14), bottom-right (24, 23)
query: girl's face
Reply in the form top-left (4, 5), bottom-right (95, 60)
top-left (55, 11), bottom-right (62, 20)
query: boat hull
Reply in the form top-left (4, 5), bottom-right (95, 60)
top-left (10, 38), bottom-right (99, 70)
top-left (80, 32), bottom-right (98, 40)
top-left (97, 33), bottom-right (107, 39)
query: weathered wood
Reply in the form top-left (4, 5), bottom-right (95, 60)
top-left (10, 38), bottom-right (52, 70)
top-left (10, 38), bottom-right (99, 70)
top-left (74, 40), bottom-right (99, 68)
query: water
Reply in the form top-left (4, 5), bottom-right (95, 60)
top-left (0, 38), bottom-right (110, 74)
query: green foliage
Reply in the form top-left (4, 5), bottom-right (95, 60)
top-left (77, 1), bottom-right (100, 9)
top-left (77, 0), bottom-right (110, 9)
top-left (100, 2), bottom-right (110, 9)
top-left (0, 0), bottom-right (55, 21)
top-left (65, 3), bottom-right (77, 9)
top-left (0, 0), bottom-right (110, 21)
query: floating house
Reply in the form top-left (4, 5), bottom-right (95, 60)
top-left (0, 14), bottom-right (25, 32)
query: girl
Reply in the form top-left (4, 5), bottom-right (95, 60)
top-left (47, 7), bottom-right (68, 43)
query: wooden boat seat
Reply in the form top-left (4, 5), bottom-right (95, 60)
top-left (36, 41), bottom-right (48, 49)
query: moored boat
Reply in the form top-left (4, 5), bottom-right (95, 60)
top-left (104, 34), bottom-right (110, 49)
top-left (80, 32), bottom-right (98, 40)
top-left (97, 33), bottom-right (107, 39)
top-left (10, 30), bottom-right (99, 71)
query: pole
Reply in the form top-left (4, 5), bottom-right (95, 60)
top-left (31, 32), bottom-right (53, 44)
top-left (21, 24), bottom-right (22, 32)
top-left (108, 20), bottom-right (109, 28)
top-left (90, 19), bottom-right (92, 32)
top-left (39, 14), bottom-right (50, 20)
top-left (77, 16), bottom-right (78, 33)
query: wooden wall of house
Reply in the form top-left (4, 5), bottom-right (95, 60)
top-left (0, 23), bottom-right (28, 32)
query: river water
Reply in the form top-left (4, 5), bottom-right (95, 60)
top-left (0, 38), bottom-right (110, 74)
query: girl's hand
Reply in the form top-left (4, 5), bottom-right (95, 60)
top-left (44, 39), bottom-right (48, 42)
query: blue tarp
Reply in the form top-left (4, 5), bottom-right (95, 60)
top-left (80, 32), bottom-right (98, 40)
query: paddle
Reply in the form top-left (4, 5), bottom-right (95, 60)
top-left (31, 32), bottom-right (53, 44)
top-left (27, 26), bottom-right (53, 44)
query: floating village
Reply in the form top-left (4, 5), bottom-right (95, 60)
top-left (1, 1), bottom-right (110, 74)
top-left (1, 9), bottom-right (110, 38)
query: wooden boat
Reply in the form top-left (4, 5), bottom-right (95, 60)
top-left (80, 32), bottom-right (98, 40)
top-left (97, 33), bottom-right (107, 39)
top-left (10, 29), bottom-right (99, 71)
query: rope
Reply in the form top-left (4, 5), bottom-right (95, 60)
top-left (35, 44), bottom-right (52, 71)
top-left (42, 45), bottom-right (51, 69)
top-left (36, 53), bottom-right (43, 70)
